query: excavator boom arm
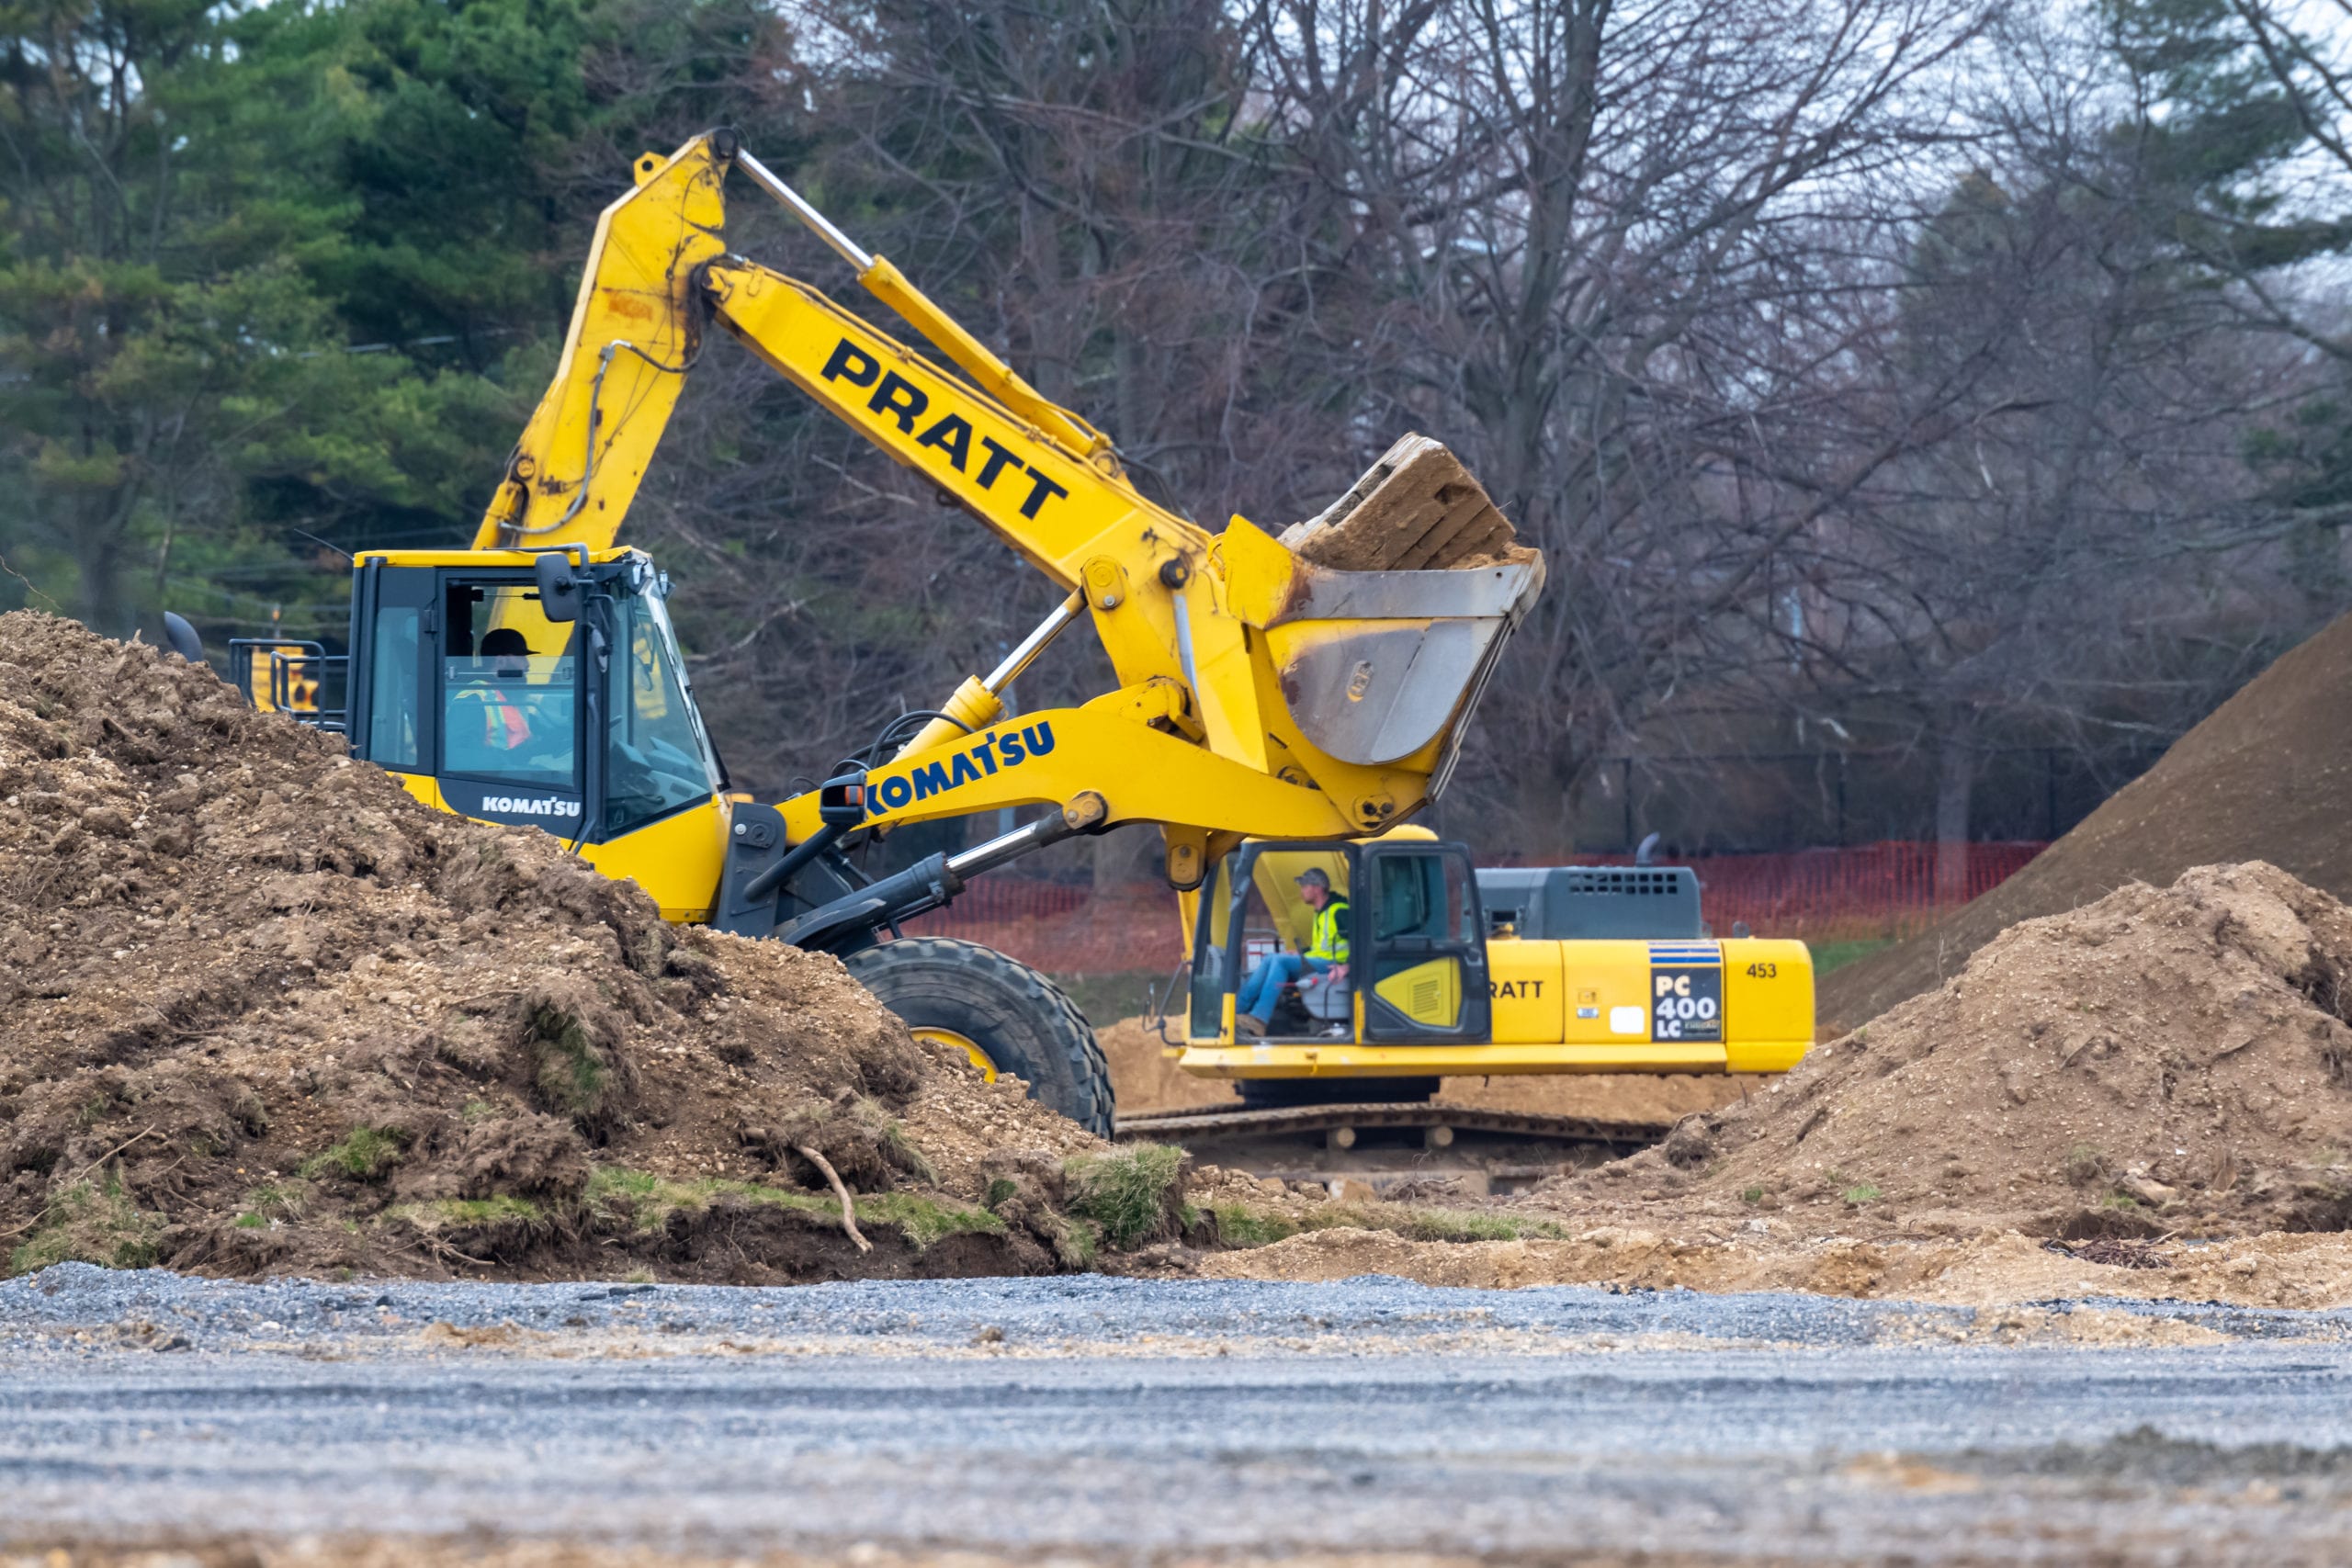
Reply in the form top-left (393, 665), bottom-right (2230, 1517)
top-left (472, 140), bottom-right (729, 555)
top-left (699, 259), bottom-right (1211, 691)
top-left (472, 130), bottom-right (1542, 870)
top-left (472, 137), bottom-right (1191, 592)
top-left (471, 135), bottom-right (1220, 727)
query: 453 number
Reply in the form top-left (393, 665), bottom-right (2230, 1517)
top-left (1745, 961), bottom-right (1778, 978)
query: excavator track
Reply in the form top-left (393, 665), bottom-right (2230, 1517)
top-left (1114, 1103), bottom-right (1672, 1196)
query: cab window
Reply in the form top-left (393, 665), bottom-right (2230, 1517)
top-left (602, 586), bottom-right (722, 834)
top-left (439, 582), bottom-right (578, 789)
top-left (367, 605), bottom-right (421, 769)
top-left (1373, 852), bottom-right (1474, 943)
top-left (1189, 858), bottom-right (1236, 1038)
top-left (1252, 848), bottom-right (1350, 954)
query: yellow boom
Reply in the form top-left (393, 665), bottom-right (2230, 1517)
top-left (468, 130), bottom-right (1543, 887)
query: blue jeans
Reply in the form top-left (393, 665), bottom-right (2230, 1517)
top-left (1239, 953), bottom-right (1332, 1021)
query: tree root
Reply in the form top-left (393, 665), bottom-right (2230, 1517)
top-left (797, 1145), bottom-right (871, 1253)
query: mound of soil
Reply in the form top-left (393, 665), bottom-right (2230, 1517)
top-left (1824, 612), bottom-right (2352, 1032)
top-left (1531, 863), bottom-right (2352, 1240)
top-left (1099, 1017), bottom-right (1238, 1113)
top-left (0, 613), bottom-right (1159, 1282)
top-left (1280, 434), bottom-right (1539, 572)
top-left (1184, 1224), bottom-right (2352, 1311)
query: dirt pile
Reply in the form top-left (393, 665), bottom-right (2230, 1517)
top-left (1281, 434), bottom-right (1538, 572)
top-left (1824, 612), bottom-right (2352, 1032)
top-left (1527, 862), bottom-right (2352, 1241)
top-left (1099, 1017), bottom-right (1237, 1113)
top-left (0, 613), bottom-right (1193, 1282)
top-left (1182, 1224), bottom-right (2352, 1311)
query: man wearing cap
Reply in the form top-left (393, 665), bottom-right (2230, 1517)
top-left (1236, 867), bottom-right (1351, 1037)
top-left (461, 626), bottom-right (537, 751)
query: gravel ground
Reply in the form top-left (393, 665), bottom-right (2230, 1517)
top-left (6, 1266), bottom-right (2352, 1565)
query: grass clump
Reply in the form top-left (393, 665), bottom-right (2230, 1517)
top-left (585, 1166), bottom-right (663, 1204)
top-left (1810, 939), bottom-right (1894, 976)
top-left (582, 1166), bottom-right (1000, 1251)
top-left (7, 1174), bottom-right (162, 1275)
top-left (232, 1181), bottom-right (309, 1230)
top-left (381, 1196), bottom-right (547, 1231)
top-left (527, 1005), bottom-right (615, 1122)
top-left (1206, 1200), bottom-right (1567, 1250)
top-left (878, 1120), bottom-right (937, 1186)
top-left (1840, 1183), bottom-right (1882, 1206)
top-left (1741, 1186), bottom-right (1766, 1205)
top-left (584, 1166), bottom-right (732, 1232)
top-left (1064, 1143), bottom-right (1185, 1250)
top-left (1212, 1203), bottom-right (1300, 1247)
top-left (1341, 1204), bottom-right (1567, 1243)
top-left (840, 1094), bottom-right (938, 1186)
top-left (300, 1126), bottom-right (404, 1182)
top-left (856, 1191), bottom-right (1007, 1248)
top-left (1063, 1219), bottom-right (1102, 1268)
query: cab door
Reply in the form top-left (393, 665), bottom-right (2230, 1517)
top-left (346, 560), bottom-right (436, 775)
top-left (1357, 841), bottom-right (1492, 1043)
top-left (431, 575), bottom-right (588, 835)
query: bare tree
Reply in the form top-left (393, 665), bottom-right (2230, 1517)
top-left (1235, 0), bottom-right (1996, 848)
top-left (600, 0), bottom-right (2335, 880)
top-left (1783, 14), bottom-right (2330, 897)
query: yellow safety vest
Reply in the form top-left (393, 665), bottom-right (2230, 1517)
top-left (1307, 897), bottom-right (1350, 963)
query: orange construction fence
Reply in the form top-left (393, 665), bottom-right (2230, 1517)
top-left (899, 840), bottom-right (2047, 975)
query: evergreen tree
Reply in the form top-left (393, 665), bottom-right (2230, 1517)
top-left (2104, 0), bottom-right (2352, 603)
top-left (0, 0), bottom-right (762, 643)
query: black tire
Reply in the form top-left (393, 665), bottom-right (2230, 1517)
top-left (846, 937), bottom-right (1114, 1136)
top-left (1237, 1076), bottom-right (1441, 1110)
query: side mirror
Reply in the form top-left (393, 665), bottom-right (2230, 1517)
top-left (534, 552), bottom-right (582, 622)
top-left (818, 773), bottom-right (870, 828)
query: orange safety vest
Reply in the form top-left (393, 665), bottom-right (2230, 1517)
top-left (458, 689), bottom-right (532, 750)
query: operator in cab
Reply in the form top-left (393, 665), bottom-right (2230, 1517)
top-left (1236, 868), bottom-right (1350, 1037)
top-left (459, 627), bottom-right (536, 752)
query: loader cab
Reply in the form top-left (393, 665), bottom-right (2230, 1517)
top-left (342, 547), bottom-right (733, 919)
top-left (1189, 832), bottom-right (1492, 1045)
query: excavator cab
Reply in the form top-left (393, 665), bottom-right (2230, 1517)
top-left (1182, 836), bottom-right (1815, 1103)
top-left (342, 545), bottom-right (734, 920)
top-left (1189, 833), bottom-right (1493, 1047)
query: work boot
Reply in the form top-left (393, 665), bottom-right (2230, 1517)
top-left (1236, 1013), bottom-right (1267, 1038)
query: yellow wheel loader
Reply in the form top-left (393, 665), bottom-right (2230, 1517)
top-left (246, 130), bottom-right (1811, 1136)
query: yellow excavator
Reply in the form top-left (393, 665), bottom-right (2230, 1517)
top-left (242, 130), bottom-right (1810, 1134)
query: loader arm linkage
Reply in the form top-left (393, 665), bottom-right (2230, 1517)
top-left (460, 129), bottom-right (1538, 925)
